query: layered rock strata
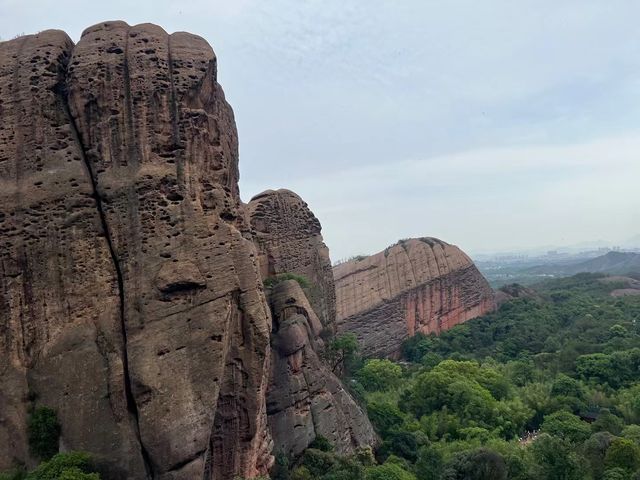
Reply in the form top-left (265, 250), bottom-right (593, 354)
top-left (0, 22), bottom-right (272, 479)
top-left (333, 238), bottom-right (495, 357)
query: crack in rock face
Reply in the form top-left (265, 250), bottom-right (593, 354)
top-left (0, 22), bottom-right (272, 480)
top-left (247, 191), bottom-right (378, 458)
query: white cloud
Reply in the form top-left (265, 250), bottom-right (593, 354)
top-left (243, 132), bottom-right (640, 259)
top-left (3, 1), bottom-right (639, 259)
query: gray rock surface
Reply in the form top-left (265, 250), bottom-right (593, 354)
top-left (267, 281), bottom-right (377, 457)
top-left (247, 189), bottom-right (377, 457)
top-left (248, 189), bottom-right (336, 331)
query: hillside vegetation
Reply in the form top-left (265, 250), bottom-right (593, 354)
top-left (282, 273), bottom-right (640, 480)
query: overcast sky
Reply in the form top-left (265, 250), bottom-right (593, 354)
top-left (2, 1), bottom-right (639, 260)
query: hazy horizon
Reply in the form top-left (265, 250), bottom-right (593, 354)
top-left (2, 0), bottom-right (639, 260)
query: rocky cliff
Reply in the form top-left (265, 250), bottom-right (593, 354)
top-left (0, 22), bottom-right (272, 479)
top-left (267, 280), bottom-right (376, 458)
top-left (248, 189), bottom-right (336, 331)
top-left (247, 189), bottom-right (376, 458)
top-left (333, 238), bottom-right (495, 357)
top-left (0, 21), bottom-right (375, 479)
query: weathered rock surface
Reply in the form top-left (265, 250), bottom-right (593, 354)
top-left (247, 188), bottom-right (376, 457)
top-left (248, 189), bottom-right (336, 331)
top-left (0, 22), bottom-right (272, 479)
top-left (266, 280), bottom-right (377, 457)
top-left (333, 238), bottom-right (495, 357)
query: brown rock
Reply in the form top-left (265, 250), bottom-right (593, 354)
top-left (0, 28), bottom-right (144, 476)
top-left (0, 22), bottom-right (272, 479)
top-left (333, 238), bottom-right (495, 357)
top-left (246, 189), bottom-right (376, 456)
top-left (248, 189), bottom-right (336, 331)
top-left (267, 281), bottom-right (377, 457)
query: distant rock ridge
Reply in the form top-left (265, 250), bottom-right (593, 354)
top-left (526, 251), bottom-right (640, 276)
top-left (333, 238), bottom-right (495, 357)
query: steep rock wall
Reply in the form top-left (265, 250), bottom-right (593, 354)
top-left (247, 189), bottom-right (376, 456)
top-left (0, 23), bottom-right (272, 480)
top-left (333, 238), bottom-right (495, 357)
top-left (248, 189), bottom-right (336, 331)
top-left (267, 281), bottom-right (376, 457)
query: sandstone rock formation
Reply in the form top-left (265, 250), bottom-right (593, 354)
top-left (0, 22), bottom-right (272, 479)
top-left (247, 188), bottom-right (376, 457)
top-left (266, 280), bottom-right (376, 458)
top-left (333, 238), bottom-right (495, 357)
top-left (248, 189), bottom-right (336, 331)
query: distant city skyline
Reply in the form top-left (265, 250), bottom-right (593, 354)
top-left (2, 0), bottom-right (639, 260)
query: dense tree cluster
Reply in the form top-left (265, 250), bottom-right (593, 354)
top-left (282, 273), bottom-right (640, 480)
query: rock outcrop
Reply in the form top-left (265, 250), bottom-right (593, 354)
top-left (247, 189), bottom-right (376, 457)
top-left (266, 280), bottom-right (376, 458)
top-left (248, 189), bottom-right (336, 331)
top-left (333, 238), bottom-right (495, 357)
top-left (0, 22), bottom-right (272, 479)
top-left (0, 21), bottom-right (378, 479)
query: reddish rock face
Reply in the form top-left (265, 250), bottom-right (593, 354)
top-left (333, 238), bottom-right (495, 357)
top-left (0, 22), bottom-right (272, 479)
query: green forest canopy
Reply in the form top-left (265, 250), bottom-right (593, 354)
top-left (285, 273), bottom-right (640, 480)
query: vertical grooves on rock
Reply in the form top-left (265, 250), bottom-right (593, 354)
top-left (122, 30), bottom-right (138, 168)
top-left (11, 37), bottom-right (27, 185)
top-left (166, 34), bottom-right (184, 184)
top-left (55, 75), bottom-right (154, 479)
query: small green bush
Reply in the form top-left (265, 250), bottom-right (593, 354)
top-left (309, 435), bottom-right (334, 452)
top-left (270, 453), bottom-right (290, 480)
top-left (0, 468), bottom-right (26, 480)
top-left (290, 467), bottom-right (312, 480)
top-left (605, 438), bottom-right (640, 472)
top-left (364, 462), bottom-right (416, 480)
top-left (27, 407), bottom-right (60, 460)
top-left (357, 359), bottom-right (402, 392)
top-left (603, 467), bottom-right (631, 480)
top-left (26, 452), bottom-right (98, 480)
top-left (301, 449), bottom-right (337, 477)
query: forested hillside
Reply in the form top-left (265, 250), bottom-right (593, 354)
top-left (279, 273), bottom-right (640, 480)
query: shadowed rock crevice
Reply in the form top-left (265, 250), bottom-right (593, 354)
top-left (247, 189), bottom-right (377, 457)
top-left (54, 71), bottom-right (154, 478)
